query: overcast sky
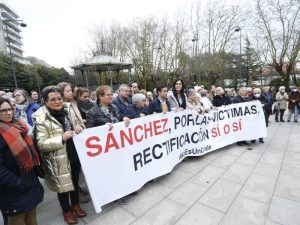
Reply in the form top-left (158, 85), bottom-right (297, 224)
top-left (6, 0), bottom-right (196, 71)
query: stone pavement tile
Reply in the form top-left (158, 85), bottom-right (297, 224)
top-left (176, 157), bottom-right (210, 174)
top-left (287, 143), bottom-right (300, 152)
top-left (198, 179), bottom-right (242, 213)
top-left (190, 165), bottom-right (225, 188)
top-left (219, 196), bottom-right (269, 225)
top-left (221, 163), bottom-right (253, 184)
top-left (86, 206), bottom-right (136, 225)
top-left (280, 164), bottom-right (300, 178)
top-left (283, 152), bottom-right (300, 166)
top-left (202, 149), bottom-right (225, 161)
top-left (253, 163), bottom-right (281, 179)
top-left (224, 146), bottom-right (245, 156)
top-left (259, 152), bottom-right (284, 166)
top-left (168, 181), bottom-right (207, 207)
top-left (210, 154), bottom-right (239, 169)
top-left (268, 196), bottom-right (300, 225)
top-left (118, 182), bottom-right (172, 217)
top-left (156, 169), bottom-right (193, 189)
top-left (41, 214), bottom-right (85, 225)
top-left (274, 175), bottom-right (300, 202)
top-left (240, 174), bottom-right (276, 204)
top-left (264, 219), bottom-right (282, 225)
top-left (131, 199), bottom-right (188, 225)
top-left (175, 203), bottom-right (224, 225)
top-left (236, 152), bottom-right (261, 166)
top-left (80, 201), bottom-right (117, 224)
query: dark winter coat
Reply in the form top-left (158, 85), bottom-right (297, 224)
top-left (0, 136), bottom-right (44, 216)
top-left (112, 96), bottom-right (132, 117)
top-left (231, 95), bottom-right (252, 104)
top-left (123, 105), bottom-right (148, 119)
top-left (86, 102), bottom-right (122, 128)
top-left (147, 98), bottom-right (171, 114)
top-left (288, 91), bottom-right (300, 109)
top-left (212, 95), bottom-right (231, 107)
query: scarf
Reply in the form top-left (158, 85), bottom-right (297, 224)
top-left (77, 99), bottom-right (94, 114)
top-left (0, 119), bottom-right (40, 173)
top-left (16, 102), bottom-right (29, 124)
top-left (47, 107), bottom-right (72, 131)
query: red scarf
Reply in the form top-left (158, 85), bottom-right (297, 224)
top-left (0, 119), bottom-right (40, 173)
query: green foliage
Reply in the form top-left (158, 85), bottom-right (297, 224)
top-left (0, 53), bottom-right (74, 92)
top-left (269, 78), bottom-right (284, 87)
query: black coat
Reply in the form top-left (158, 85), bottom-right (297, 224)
top-left (147, 98), bottom-right (171, 114)
top-left (231, 96), bottom-right (252, 104)
top-left (86, 102), bottom-right (122, 128)
top-left (0, 136), bottom-right (44, 216)
top-left (123, 105), bottom-right (148, 119)
top-left (212, 95), bottom-right (231, 107)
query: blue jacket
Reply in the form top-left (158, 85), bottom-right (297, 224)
top-left (147, 98), bottom-right (171, 114)
top-left (0, 136), bottom-right (44, 216)
top-left (112, 96), bottom-right (132, 117)
top-left (16, 103), bottom-right (40, 127)
top-left (123, 105), bottom-right (148, 119)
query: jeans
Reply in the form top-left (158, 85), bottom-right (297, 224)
top-left (288, 106), bottom-right (299, 121)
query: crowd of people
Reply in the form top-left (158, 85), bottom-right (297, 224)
top-left (0, 80), bottom-right (299, 225)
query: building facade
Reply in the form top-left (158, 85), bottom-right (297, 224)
top-left (0, 1), bottom-right (24, 60)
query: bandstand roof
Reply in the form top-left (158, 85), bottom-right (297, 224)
top-left (71, 53), bottom-right (132, 72)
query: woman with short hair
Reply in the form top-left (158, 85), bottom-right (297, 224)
top-left (123, 93), bottom-right (148, 119)
top-left (76, 88), bottom-right (94, 124)
top-left (186, 89), bottom-right (205, 114)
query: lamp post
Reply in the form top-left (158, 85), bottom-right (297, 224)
top-left (192, 36), bottom-right (199, 83)
top-left (235, 27), bottom-right (242, 87)
top-left (2, 19), bottom-right (27, 89)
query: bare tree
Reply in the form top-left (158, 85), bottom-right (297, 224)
top-left (256, 0), bottom-right (300, 88)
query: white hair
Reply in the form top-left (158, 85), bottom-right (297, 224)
top-left (279, 86), bottom-right (285, 91)
top-left (132, 93), bottom-right (146, 105)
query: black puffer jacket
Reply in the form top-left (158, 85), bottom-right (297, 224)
top-left (212, 95), bottom-right (231, 107)
top-left (0, 136), bottom-right (44, 216)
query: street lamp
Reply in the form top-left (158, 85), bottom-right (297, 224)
top-left (2, 19), bottom-right (27, 89)
top-left (192, 36), bottom-right (199, 83)
top-left (235, 27), bottom-right (242, 87)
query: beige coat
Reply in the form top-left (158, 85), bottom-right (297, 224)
top-left (32, 103), bottom-right (84, 193)
top-left (276, 92), bottom-right (289, 109)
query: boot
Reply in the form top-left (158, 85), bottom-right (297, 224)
top-left (71, 205), bottom-right (87, 218)
top-left (62, 211), bottom-right (78, 225)
top-left (259, 138), bottom-right (264, 143)
top-left (251, 140), bottom-right (256, 144)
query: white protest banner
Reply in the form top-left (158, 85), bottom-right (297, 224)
top-left (73, 101), bottom-right (266, 213)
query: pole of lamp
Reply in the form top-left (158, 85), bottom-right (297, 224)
top-left (239, 29), bottom-right (242, 87)
top-left (4, 22), bottom-right (18, 88)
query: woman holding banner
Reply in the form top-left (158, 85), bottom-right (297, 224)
top-left (168, 79), bottom-right (187, 111)
top-left (32, 86), bottom-right (86, 225)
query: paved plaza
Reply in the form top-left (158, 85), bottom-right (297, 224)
top-left (1, 115), bottom-right (300, 225)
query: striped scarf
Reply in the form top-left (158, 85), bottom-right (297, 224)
top-left (0, 119), bottom-right (40, 173)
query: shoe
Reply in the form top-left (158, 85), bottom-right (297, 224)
top-left (287, 120), bottom-right (290, 122)
top-left (280, 120), bottom-right (285, 122)
top-left (295, 121), bottom-right (298, 123)
top-left (251, 140), bottom-right (256, 144)
top-left (259, 138), bottom-right (264, 143)
top-left (71, 205), bottom-right (87, 218)
top-left (243, 141), bottom-right (250, 145)
top-left (62, 211), bottom-right (78, 224)
top-left (275, 120), bottom-right (279, 122)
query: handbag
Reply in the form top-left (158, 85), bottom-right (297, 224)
top-left (32, 126), bottom-right (46, 179)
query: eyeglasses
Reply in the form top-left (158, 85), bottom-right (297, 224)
top-left (13, 94), bottom-right (21, 98)
top-left (103, 94), bottom-right (113, 97)
top-left (48, 97), bottom-right (63, 102)
top-left (0, 108), bottom-right (13, 114)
